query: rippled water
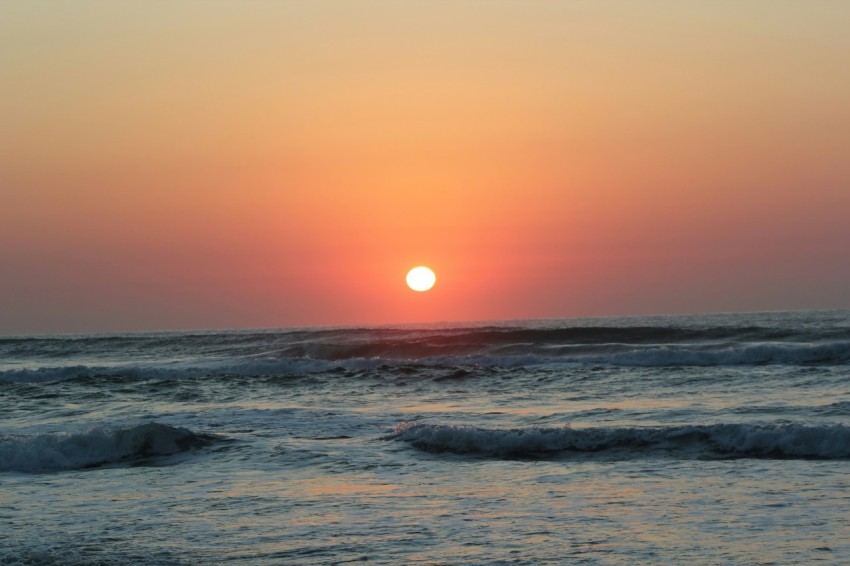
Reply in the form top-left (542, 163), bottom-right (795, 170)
top-left (2, 310), bottom-right (849, 564)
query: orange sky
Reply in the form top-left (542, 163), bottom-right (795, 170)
top-left (2, 1), bottom-right (849, 334)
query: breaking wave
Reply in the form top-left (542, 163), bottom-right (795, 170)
top-left (0, 423), bottom-right (217, 473)
top-left (388, 422), bottom-right (850, 459)
top-left (0, 359), bottom-right (345, 383)
top-left (3, 339), bottom-right (848, 383)
top-left (3, 314), bottom-right (850, 383)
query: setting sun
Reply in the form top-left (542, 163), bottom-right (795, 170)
top-left (406, 266), bottom-right (436, 292)
top-left (3, 3), bottom-right (849, 563)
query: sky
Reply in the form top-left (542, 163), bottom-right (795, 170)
top-left (2, 1), bottom-right (849, 334)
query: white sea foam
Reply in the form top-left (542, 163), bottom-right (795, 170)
top-left (0, 423), bottom-right (214, 472)
top-left (389, 422), bottom-right (850, 459)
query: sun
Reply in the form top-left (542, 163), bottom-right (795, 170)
top-left (406, 266), bottom-right (436, 292)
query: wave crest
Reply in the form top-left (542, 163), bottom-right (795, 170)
top-left (388, 422), bottom-right (850, 459)
top-left (0, 423), bottom-right (217, 473)
top-left (4, 339), bottom-right (849, 384)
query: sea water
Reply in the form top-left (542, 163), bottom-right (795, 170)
top-left (2, 310), bottom-right (849, 564)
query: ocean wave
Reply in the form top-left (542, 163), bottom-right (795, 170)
top-left (3, 339), bottom-right (849, 383)
top-left (4, 316), bottom-right (850, 380)
top-left (0, 423), bottom-right (217, 473)
top-left (388, 422), bottom-right (850, 459)
top-left (242, 327), bottom-right (850, 363)
top-left (0, 359), bottom-right (345, 383)
top-left (593, 340), bottom-right (850, 366)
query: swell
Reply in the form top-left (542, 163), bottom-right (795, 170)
top-left (4, 314), bottom-right (850, 384)
top-left (0, 358), bottom-right (365, 383)
top-left (0, 423), bottom-right (218, 473)
top-left (388, 422), bottom-right (850, 460)
top-left (210, 325), bottom-right (850, 360)
top-left (4, 321), bottom-right (850, 359)
top-left (4, 339), bottom-right (849, 383)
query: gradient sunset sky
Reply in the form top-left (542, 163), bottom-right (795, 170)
top-left (3, 1), bottom-right (849, 334)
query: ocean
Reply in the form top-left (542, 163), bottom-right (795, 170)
top-left (2, 310), bottom-right (849, 564)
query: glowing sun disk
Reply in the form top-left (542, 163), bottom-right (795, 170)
top-left (406, 266), bottom-right (436, 292)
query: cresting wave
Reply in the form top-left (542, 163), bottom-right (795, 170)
top-left (3, 340), bottom-right (849, 383)
top-left (388, 422), bottom-right (850, 459)
top-left (0, 423), bottom-right (217, 473)
top-left (7, 322), bottom-right (850, 357)
top-left (0, 359), bottom-right (349, 383)
top-left (4, 315), bottom-right (850, 383)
